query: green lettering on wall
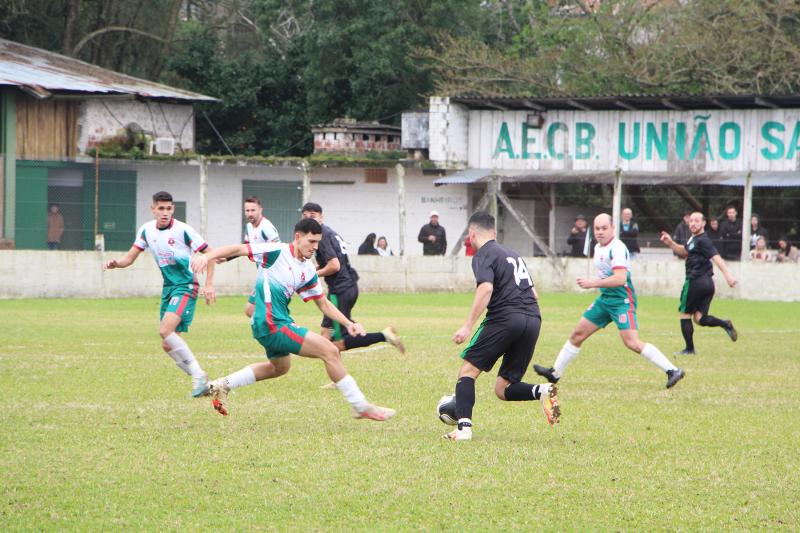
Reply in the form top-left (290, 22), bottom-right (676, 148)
top-left (689, 120), bottom-right (713, 160)
top-left (521, 123), bottom-right (541, 159)
top-left (719, 122), bottom-right (741, 160)
top-left (760, 121), bottom-right (785, 160)
top-left (493, 122), bottom-right (515, 159)
top-left (618, 122), bottom-right (640, 160)
top-left (547, 122), bottom-right (567, 160)
top-left (786, 121), bottom-right (800, 160)
top-left (575, 122), bottom-right (595, 159)
top-left (675, 122), bottom-right (687, 160)
top-left (645, 122), bottom-right (668, 160)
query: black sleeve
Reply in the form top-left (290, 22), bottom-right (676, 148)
top-left (701, 238), bottom-right (718, 259)
top-left (316, 233), bottom-right (337, 266)
top-left (440, 228), bottom-right (447, 254)
top-left (418, 225), bottom-right (427, 243)
top-left (472, 253), bottom-right (495, 286)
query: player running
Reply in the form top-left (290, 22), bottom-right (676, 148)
top-left (660, 211), bottom-right (738, 355)
top-left (242, 196), bottom-right (280, 319)
top-left (534, 213), bottom-right (685, 389)
top-left (446, 211), bottom-right (558, 441)
top-left (301, 202), bottom-right (404, 354)
top-left (190, 217), bottom-right (395, 421)
top-left (103, 191), bottom-right (216, 397)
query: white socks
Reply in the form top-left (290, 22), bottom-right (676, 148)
top-left (163, 333), bottom-right (205, 378)
top-left (640, 343), bottom-right (678, 372)
top-left (553, 341), bottom-right (581, 377)
top-left (335, 374), bottom-right (368, 412)
top-left (224, 367), bottom-right (256, 390)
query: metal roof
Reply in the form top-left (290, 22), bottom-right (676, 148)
top-left (434, 169), bottom-right (800, 188)
top-left (450, 93), bottom-right (800, 112)
top-left (0, 38), bottom-right (217, 102)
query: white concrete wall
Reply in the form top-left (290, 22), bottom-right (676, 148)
top-left (428, 97), bottom-right (469, 167)
top-left (2, 251), bottom-right (798, 302)
top-left (78, 100), bottom-right (195, 154)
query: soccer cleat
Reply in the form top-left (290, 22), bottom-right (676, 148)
top-left (673, 349), bottom-right (696, 356)
top-left (352, 403), bottom-right (396, 421)
top-left (444, 426), bottom-right (473, 441)
top-left (382, 326), bottom-right (406, 354)
top-left (208, 379), bottom-right (229, 416)
top-left (191, 374), bottom-right (210, 398)
top-left (666, 368), bottom-right (685, 389)
top-left (541, 384), bottom-right (561, 425)
top-left (533, 364), bottom-right (560, 384)
top-left (320, 382), bottom-right (337, 390)
top-left (724, 320), bottom-right (738, 342)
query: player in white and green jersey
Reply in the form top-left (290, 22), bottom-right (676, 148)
top-left (243, 195), bottom-right (280, 318)
top-left (535, 213), bottom-right (685, 390)
top-left (190, 217), bottom-right (395, 422)
top-left (103, 191), bottom-right (217, 397)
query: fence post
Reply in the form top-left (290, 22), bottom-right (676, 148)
top-left (740, 170), bottom-right (753, 262)
top-left (301, 160), bottom-right (311, 204)
top-left (199, 155), bottom-right (208, 238)
top-left (396, 163), bottom-right (405, 256)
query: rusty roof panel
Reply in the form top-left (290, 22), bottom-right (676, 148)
top-left (0, 38), bottom-right (217, 102)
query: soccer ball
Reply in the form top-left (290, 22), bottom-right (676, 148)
top-left (437, 394), bottom-right (457, 425)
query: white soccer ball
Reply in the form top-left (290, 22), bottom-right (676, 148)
top-left (437, 394), bottom-right (457, 425)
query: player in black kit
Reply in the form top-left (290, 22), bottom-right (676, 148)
top-left (660, 212), bottom-right (738, 355)
top-left (301, 202), bottom-right (405, 355)
top-left (446, 211), bottom-right (558, 441)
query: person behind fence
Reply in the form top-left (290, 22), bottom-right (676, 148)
top-left (376, 236), bottom-right (393, 256)
top-left (671, 211), bottom-right (692, 256)
top-left (720, 206), bottom-right (742, 260)
top-left (47, 204), bottom-right (65, 250)
top-left (567, 214), bottom-right (589, 257)
top-left (749, 235), bottom-right (772, 262)
top-left (358, 233), bottom-right (379, 255)
top-left (749, 213), bottom-right (769, 250)
top-left (619, 207), bottom-right (640, 258)
top-left (776, 236), bottom-right (799, 263)
top-left (418, 210), bottom-right (447, 255)
top-left (707, 217), bottom-right (723, 251)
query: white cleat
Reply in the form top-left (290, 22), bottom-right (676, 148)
top-left (540, 384), bottom-right (560, 425)
top-left (382, 326), bottom-right (406, 354)
top-left (208, 379), bottom-right (229, 416)
top-left (352, 403), bottom-right (396, 421)
top-left (444, 426), bottom-right (473, 441)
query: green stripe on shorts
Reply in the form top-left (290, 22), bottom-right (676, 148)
top-left (678, 279), bottom-right (690, 313)
top-left (460, 318), bottom-right (487, 359)
top-left (330, 294), bottom-right (343, 340)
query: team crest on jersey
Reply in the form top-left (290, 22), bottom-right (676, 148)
top-left (618, 313), bottom-right (628, 324)
top-left (688, 242), bottom-right (695, 250)
top-left (300, 272), bottom-right (306, 282)
top-left (168, 237), bottom-right (175, 246)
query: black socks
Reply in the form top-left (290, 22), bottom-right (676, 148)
top-left (504, 382), bottom-right (540, 401)
top-left (455, 377), bottom-right (476, 421)
top-left (343, 332), bottom-right (386, 350)
top-left (699, 315), bottom-right (728, 328)
top-left (680, 318), bottom-right (695, 351)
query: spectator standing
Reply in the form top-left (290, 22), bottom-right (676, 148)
top-left (719, 206), bottom-right (742, 261)
top-left (749, 236), bottom-right (772, 262)
top-left (776, 237), bottom-right (799, 263)
top-left (357, 233), bottom-right (379, 255)
top-left (47, 204), bottom-right (65, 250)
top-left (376, 236), bottom-right (393, 256)
top-left (566, 214), bottom-right (589, 257)
top-left (418, 210), bottom-right (447, 255)
top-left (619, 208), bottom-right (640, 258)
top-left (707, 218), bottom-right (723, 251)
top-left (749, 214), bottom-right (769, 249)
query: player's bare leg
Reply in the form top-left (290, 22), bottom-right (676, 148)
top-left (494, 375), bottom-right (560, 425)
top-left (534, 318), bottom-right (599, 383)
top-left (208, 358), bottom-right (291, 416)
top-left (159, 312), bottom-right (208, 397)
top-left (619, 329), bottom-right (685, 388)
top-left (299, 332), bottom-right (394, 421)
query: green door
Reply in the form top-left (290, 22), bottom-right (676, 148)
top-left (83, 169), bottom-right (137, 251)
top-left (242, 180), bottom-right (303, 241)
top-left (15, 162), bottom-right (48, 249)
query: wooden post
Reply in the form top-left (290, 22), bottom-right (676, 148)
top-left (449, 191), bottom-right (490, 255)
top-left (488, 172), bottom-right (499, 221)
top-left (549, 183), bottom-right (556, 253)
top-left (497, 190), bottom-right (557, 259)
top-left (612, 168), bottom-right (622, 234)
top-left (199, 155), bottom-right (208, 238)
top-left (396, 163), bottom-right (406, 256)
top-left (1, 88), bottom-right (16, 240)
top-left (740, 171), bottom-right (753, 262)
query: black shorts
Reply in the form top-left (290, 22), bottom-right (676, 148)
top-left (679, 276), bottom-right (715, 315)
top-left (460, 314), bottom-right (541, 383)
top-left (321, 285), bottom-right (359, 338)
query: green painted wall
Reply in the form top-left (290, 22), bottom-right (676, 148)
top-left (82, 168), bottom-right (137, 251)
top-left (15, 162), bottom-right (48, 249)
top-left (242, 180), bottom-right (302, 240)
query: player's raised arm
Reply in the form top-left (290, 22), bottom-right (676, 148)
top-left (199, 246), bottom-right (217, 305)
top-left (313, 297), bottom-right (366, 337)
top-left (660, 231), bottom-right (688, 258)
top-left (191, 244), bottom-right (249, 274)
top-left (103, 245), bottom-right (143, 270)
top-left (711, 254), bottom-right (738, 287)
top-left (577, 268), bottom-right (627, 289)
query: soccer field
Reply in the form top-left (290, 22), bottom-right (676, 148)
top-left (1, 292), bottom-right (798, 530)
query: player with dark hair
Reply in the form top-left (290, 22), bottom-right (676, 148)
top-left (446, 211), bottom-right (558, 441)
top-left (535, 213), bottom-right (685, 390)
top-left (242, 196), bottom-right (280, 318)
top-left (190, 218), bottom-right (395, 421)
top-left (660, 212), bottom-right (738, 355)
top-left (301, 202), bottom-right (404, 355)
top-left (103, 191), bottom-right (217, 397)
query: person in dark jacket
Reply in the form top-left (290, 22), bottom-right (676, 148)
top-left (748, 213), bottom-right (769, 250)
top-left (357, 233), bottom-right (379, 255)
top-left (567, 214), bottom-right (589, 257)
top-left (719, 206), bottom-right (742, 261)
top-left (418, 211), bottom-right (447, 255)
top-left (619, 208), bottom-right (640, 257)
top-left (671, 211), bottom-right (692, 258)
top-left (706, 217), bottom-right (723, 251)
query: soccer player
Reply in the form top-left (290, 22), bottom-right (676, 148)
top-left (534, 213), bottom-right (685, 389)
top-left (190, 218), bottom-right (395, 421)
top-left (300, 202), bottom-right (404, 354)
top-left (242, 196), bottom-right (280, 318)
top-left (659, 212), bottom-right (738, 355)
top-left (446, 211), bottom-right (558, 442)
top-left (103, 191), bottom-right (216, 397)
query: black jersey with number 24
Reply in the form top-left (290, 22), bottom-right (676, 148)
top-left (472, 240), bottom-right (540, 320)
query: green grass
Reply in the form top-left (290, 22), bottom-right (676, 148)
top-left (1, 292), bottom-right (798, 531)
